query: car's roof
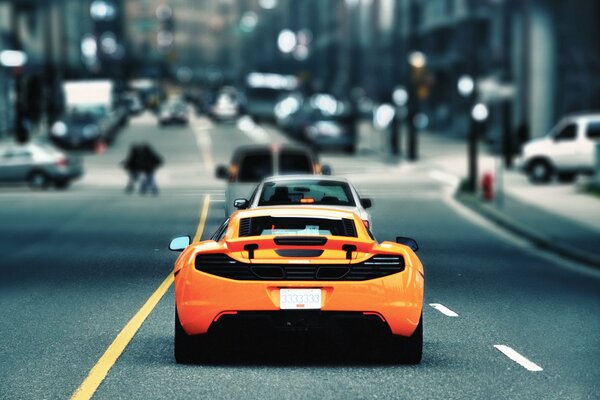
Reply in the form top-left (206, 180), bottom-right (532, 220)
top-left (232, 206), bottom-right (358, 220)
top-left (261, 174), bottom-right (350, 184)
top-left (562, 113), bottom-right (600, 122)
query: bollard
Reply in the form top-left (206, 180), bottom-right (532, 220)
top-left (481, 172), bottom-right (494, 201)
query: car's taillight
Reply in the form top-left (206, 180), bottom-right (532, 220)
top-left (56, 156), bottom-right (67, 167)
top-left (362, 220), bottom-right (370, 229)
top-left (228, 164), bottom-right (238, 183)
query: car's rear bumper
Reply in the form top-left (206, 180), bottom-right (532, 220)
top-left (208, 310), bottom-right (391, 336)
top-left (176, 268), bottom-right (423, 337)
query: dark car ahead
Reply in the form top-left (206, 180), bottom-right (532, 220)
top-left (50, 108), bottom-right (114, 149)
top-left (158, 100), bottom-right (189, 126)
top-left (215, 144), bottom-right (331, 216)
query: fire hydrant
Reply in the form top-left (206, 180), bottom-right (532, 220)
top-left (481, 172), bottom-right (494, 201)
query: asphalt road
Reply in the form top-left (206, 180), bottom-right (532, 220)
top-left (0, 112), bottom-right (598, 400)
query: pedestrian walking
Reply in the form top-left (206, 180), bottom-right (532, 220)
top-left (122, 143), bottom-right (144, 194)
top-left (139, 142), bottom-right (163, 195)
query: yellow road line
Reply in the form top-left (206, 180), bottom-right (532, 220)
top-left (193, 194), bottom-right (211, 242)
top-left (71, 195), bottom-right (211, 400)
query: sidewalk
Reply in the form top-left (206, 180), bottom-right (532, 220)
top-left (356, 122), bottom-right (600, 267)
top-left (418, 130), bottom-right (600, 267)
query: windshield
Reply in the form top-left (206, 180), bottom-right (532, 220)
top-left (238, 216), bottom-right (357, 237)
top-left (258, 180), bottom-right (355, 206)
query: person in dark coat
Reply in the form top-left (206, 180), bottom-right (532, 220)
top-left (139, 143), bottom-right (163, 195)
top-left (122, 143), bottom-right (145, 193)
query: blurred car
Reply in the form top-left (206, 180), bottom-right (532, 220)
top-left (245, 87), bottom-right (286, 122)
top-left (158, 100), bottom-right (189, 126)
top-left (517, 113), bottom-right (600, 183)
top-left (169, 206), bottom-right (424, 364)
top-left (121, 92), bottom-right (144, 115)
top-left (274, 93), bottom-right (313, 139)
top-left (244, 72), bottom-right (298, 122)
top-left (209, 86), bottom-right (243, 121)
top-left (50, 106), bottom-right (118, 149)
top-left (234, 175), bottom-right (373, 229)
top-left (302, 95), bottom-right (357, 153)
top-left (0, 142), bottom-right (83, 189)
top-left (215, 144), bottom-right (331, 216)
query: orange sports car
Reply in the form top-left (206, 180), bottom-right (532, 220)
top-left (169, 207), bottom-right (424, 363)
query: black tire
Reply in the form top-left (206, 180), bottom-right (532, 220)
top-left (557, 172), bottom-right (577, 183)
top-left (174, 308), bottom-right (211, 364)
top-left (27, 171), bottom-right (50, 190)
top-left (385, 314), bottom-right (423, 364)
top-left (527, 159), bottom-right (553, 184)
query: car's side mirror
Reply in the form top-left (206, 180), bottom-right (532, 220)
top-left (360, 198), bottom-right (372, 209)
top-left (396, 236), bottom-right (419, 252)
top-left (215, 165), bottom-right (229, 180)
top-left (169, 236), bottom-right (191, 251)
top-left (234, 198), bottom-right (249, 210)
top-left (321, 164), bottom-right (332, 175)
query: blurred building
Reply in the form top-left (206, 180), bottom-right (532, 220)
top-left (399, 0), bottom-right (600, 148)
top-left (0, 0), bottom-right (126, 140)
top-left (1, 0), bottom-right (598, 148)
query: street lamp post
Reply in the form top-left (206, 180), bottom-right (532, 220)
top-left (392, 86), bottom-right (408, 157)
top-left (407, 51), bottom-right (426, 161)
top-left (468, 102), bottom-right (489, 193)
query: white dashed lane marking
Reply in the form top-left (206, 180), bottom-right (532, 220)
top-left (429, 303), bottom-right (459, 317)
top-left (494, 345), bottom-right (544, 372)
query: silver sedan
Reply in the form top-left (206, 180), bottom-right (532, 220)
top-left (0, 142), bottom-right (83, 189)
top-left (233, 175), bottom-right (374, 231)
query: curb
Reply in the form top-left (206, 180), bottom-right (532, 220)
top-left (455, 191), bottom-right (600, 269)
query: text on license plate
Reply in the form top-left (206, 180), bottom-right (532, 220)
top-left (279, 289), bottom-right (322, 310)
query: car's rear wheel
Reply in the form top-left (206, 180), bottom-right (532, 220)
top-left (385, 314), bottom-right (423, 364)
top-left (528, 159), bottom-right (553, 184)
top-left (174, 308), bottom-right (211, 364)
top-left (27, 171), bottom-right (50, 190)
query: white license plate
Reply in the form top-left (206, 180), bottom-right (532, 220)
top-left (279, 289), bottom-right (322, 310)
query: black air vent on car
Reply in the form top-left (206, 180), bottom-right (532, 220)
top-left (342, 218), bottom-right (358, 237)
top-left (275, 249), bottom-right (324, 257)
top-left (194, 254), bottom-right (404, 281)
top-left (274, 236), bottom-right (328, 246)
top-left (239, 218), bottom-right (252, 237)
top-left (316, 266), bottom-right (350, 280)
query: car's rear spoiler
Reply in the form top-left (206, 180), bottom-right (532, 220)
top-left (225, 236), bottom-right (373, 260)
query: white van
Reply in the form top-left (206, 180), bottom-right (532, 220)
top-left (518, 114), bottom-right (600, 183)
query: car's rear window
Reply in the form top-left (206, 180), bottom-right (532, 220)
top-left (279, 150), bottom-right (312, 174)
top-left (258, 180), bottom-right (355, 206)
top-left (238, 151), bottom-right (273, 182)
top-left (238, 216), bottom-right (357, 237)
